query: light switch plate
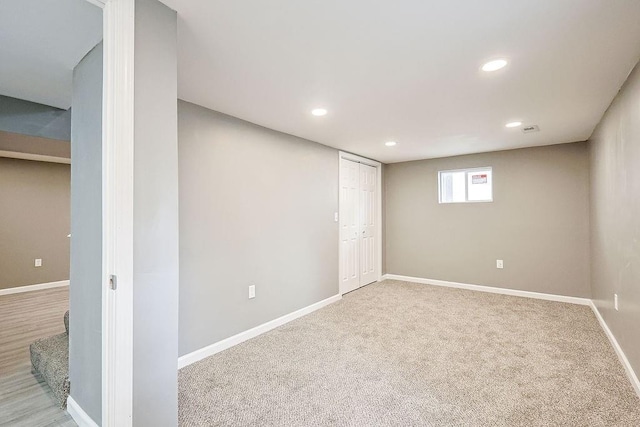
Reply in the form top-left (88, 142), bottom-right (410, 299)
top-left (35, 258), bottom-right (42, 267)
top-left (248, 285), bottom-right (256, 299)
top-left (496, 259), bottom-right (503, 269)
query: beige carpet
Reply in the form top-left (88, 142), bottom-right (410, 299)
top-left (179, 280), bottom-right (640, 426)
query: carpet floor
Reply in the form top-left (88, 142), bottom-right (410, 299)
top-left (178, 280), bottom-right (640, 426)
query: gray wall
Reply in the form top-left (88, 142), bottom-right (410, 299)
top-left (0, 95), bottom-right (71, 141)
top-left (132, 0), bottom-right (179, 425)
top-left (0, 131), bottom-right (70, 160)
top-left (178, 101), bottom-right (339, 356)
top-left (589, 61), bottom-right (640, 378)
top-left (0, 157), bottom-right (70, 289)
top-left (385, 143), bottom-right (590, 297)
top-left (69, 42), bottom-right (103, 423)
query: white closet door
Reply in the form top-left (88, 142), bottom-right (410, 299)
top-left (359, 163), bottom-right (377, 286)
top-left (339, 158), bottom-right (360, 294)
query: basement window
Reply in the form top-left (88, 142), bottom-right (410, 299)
top-left (438, 167), bottom-right (493, 203)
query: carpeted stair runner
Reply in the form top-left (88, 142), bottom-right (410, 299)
top-left (30, 310), bottom-right (70, 408)
top-left (64, 310), bottom-right (69, 335)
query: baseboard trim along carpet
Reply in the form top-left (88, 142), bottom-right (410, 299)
top-left (0, 150), bottom-right (71, 164)
top-left (589, 301), bottom-right (640, 398)
top-left (383, 273), bottom-right (640, 399)
top-left (66, 396), bottom-right (99, 427)
top-left (0, 280), bottom-right (69, 296)
top-left (178, 294), bottom-right (342, 369)
top-left (382, 274), bottom-right (590, 305)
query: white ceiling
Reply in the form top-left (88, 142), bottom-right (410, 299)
top-left (4, 1), bottom-right (638, 163)
top-left (0, 0), bottom-right (102, 109)
top-left (164, 0), bottom-right (640, 163)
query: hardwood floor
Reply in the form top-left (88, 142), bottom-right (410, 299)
top-left (0, 287), bottom-right (76, 426)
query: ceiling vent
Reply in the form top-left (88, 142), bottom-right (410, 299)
top-left (522, 125), bottom-right (540, 134)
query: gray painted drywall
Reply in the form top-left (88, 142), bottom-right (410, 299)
top-left (0, 130), bottom-right (70, 159)
top-left (178, 101), bottom-right (339, 356)
top-left (589, 61), bottom-right (640, 378)
top-left (132, 0), bottom-right (179, 425)
top-left (385, 143), bottom-right (590, 297)
top-left (69, 42), bottom-right (103, 423)
top-left (0, 95), bottom-right (71, 141)
top-left (0, 157), bottom-right (70, 289)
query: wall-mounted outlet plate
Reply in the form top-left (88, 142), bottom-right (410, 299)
top-left (35, 258), bottom-right (42, 267)
top-left (496, 259), bottom-right (504, 269)
top-left (248, 285), bottom-right (256, 299)
top-left (614, 293), bottom-right (619, 311)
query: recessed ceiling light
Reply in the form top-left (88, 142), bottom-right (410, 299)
top-left (482, 59), bottom-right (508, 72)
top-left (505, 121), bottom-right (522, 128)
top-left (311, 108), bottom-right (327, 116)
top-left (385, 141), bottom-right (397, 147)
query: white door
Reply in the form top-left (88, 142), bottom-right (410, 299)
top-left (359, 163), bottom-right (377, 286)
top-left (340, 158), bottom-right (360, 294)
top-left (339, 158), bottom-right (378, 294)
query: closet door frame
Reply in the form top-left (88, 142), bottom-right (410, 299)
top-left (338, 151), bottom-right (382, 295)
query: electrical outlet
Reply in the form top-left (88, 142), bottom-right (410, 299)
top-left (334, 212), bottom-right (339, 222)
top-left (35, 258), bottom-right (42, 267)
top-left (248, 285), bottom-right (256, 299)
top-left (614, 293), bottom-right (619, 311)
top-left (496, 259), bottom-right (503, 269)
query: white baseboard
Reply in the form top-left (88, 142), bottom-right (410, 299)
top-left (0, 150), bottom-right (71, 164)
top-left (67, 396), bottom-right (99, 427)
top-left (178, 294), bottom-right (342, 369)
top-left (589, 301), bottom-right (640, 398)
top-left (0, 280), bottom-right (69, 296)
top-left (382, 274), bottom-right (590, 306)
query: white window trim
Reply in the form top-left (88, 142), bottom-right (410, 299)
top-left (438, 166), bottom-right (493, 204)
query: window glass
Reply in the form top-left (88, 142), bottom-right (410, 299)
top-left (440, 171), bottom-right (466, 203)
top-left (439, 167), bottom-right (492, 203)
top-left (467, 170), bottom-right (492, 201)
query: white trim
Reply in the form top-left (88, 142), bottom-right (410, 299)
top-left (588, 301), bottom-right (640, 398)
top-left (0, 280), bottom-right (69, 296)
top-left (178, 294), bottom-right (342, 369)
top-left (67, 396), bottom-right (99, 427)
top-left (339, 151), bottom-right (382, 169)
top-left (438, 166), bottom-right (493, 204)
top-left (338, 151), bottom-right (383, 295)
top-left (77, 0), bottom-right (135, 425)
top-left (98, 0), bottom-right (135, 426)
top-left (0, 151), bottom-right (71, 164)
top-left (381, 274), bottom-right (591, 306)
